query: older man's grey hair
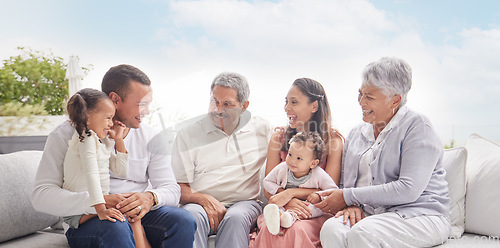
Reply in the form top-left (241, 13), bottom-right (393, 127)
top-left (361, 57), bottom-right (412, 108)
top-left (210, 72), bottom-right (250, 104)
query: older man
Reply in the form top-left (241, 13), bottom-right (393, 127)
top-left (172, 72), bottom-right (271, 248)
top-left (32, 64), bottom-right (196, 248)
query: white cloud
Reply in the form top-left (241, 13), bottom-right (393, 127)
top-left (1, 0), bottom-right (498, 145)
top-left (150, 0), bottom-right (500, 145)
top-left (161, 0), bottom-right (401, 66)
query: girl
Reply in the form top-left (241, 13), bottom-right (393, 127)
top-left (63, 88), bottom-right (150, 248)
top-left (263, 132), bottom-right (338, 235)
top-left (250, 78), bottom-right (343, 248)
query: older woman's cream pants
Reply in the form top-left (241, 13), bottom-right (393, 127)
top-left (320, 212), bottom-right (450, 248)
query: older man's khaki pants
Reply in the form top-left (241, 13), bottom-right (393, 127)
top-left (182, 200), bottom-right (262, 248)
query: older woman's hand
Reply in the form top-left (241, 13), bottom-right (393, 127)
top-left (314, 189), bottom-right (347, 214)
top-left (335, 205), bottom-right (365, 227)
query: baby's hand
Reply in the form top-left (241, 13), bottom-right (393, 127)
top-left (307, 192), bottom-right (321, 204)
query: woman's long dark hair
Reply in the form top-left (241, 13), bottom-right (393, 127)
top-left (282, 78), bottom-right (332, 152)
top-left (67, 88), bottom-right (110, 142)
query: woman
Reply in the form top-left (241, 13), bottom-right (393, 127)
top-left (318, 57), bottom-right (451, 247)
top-left (249, 78), bottom-right (344, 248)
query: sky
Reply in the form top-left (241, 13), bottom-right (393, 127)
top-left (1, 0), bottom-right (499, 146)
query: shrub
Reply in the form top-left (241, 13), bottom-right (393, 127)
top-left (0, 47), bottom-right (91, 115)
top-left (0, 102), bottom-right (48, 116)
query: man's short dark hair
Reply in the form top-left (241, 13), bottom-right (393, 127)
top-left (101, 64), bottom-right (151, 99)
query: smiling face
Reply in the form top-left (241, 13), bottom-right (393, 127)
top-left (209, 86), bottom-right (249, 135)
top-left (286, 141), bottom-right (320, 178)
top-left (358, 85), bottom-right (401, 130)
top-left (284, 86), bottom-right (317, 132)
top-left (111, 81), bottom-right (152, 129)
top-left (87, 99), bottom-right (115, 139)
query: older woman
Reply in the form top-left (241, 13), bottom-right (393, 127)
top-left (317, 57), bottom-right (451, 247)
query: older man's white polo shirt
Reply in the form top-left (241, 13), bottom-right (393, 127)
top-left (172, 112), bottom-right (271, 206)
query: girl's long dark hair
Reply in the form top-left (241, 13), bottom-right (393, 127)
top-left (282, 78), bottom-right (332, 152)
top-left (67, 88), bottom-right (110, 142)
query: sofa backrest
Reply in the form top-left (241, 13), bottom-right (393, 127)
top-left (463, 133), bottom-right (500, 237)
top-left (0, 136), bottom-right (47, 154)
top-left (442, 147), bottom-right (467, 238)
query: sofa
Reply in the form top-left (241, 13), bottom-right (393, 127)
top-left (0, 133), bottom-right (499, 247)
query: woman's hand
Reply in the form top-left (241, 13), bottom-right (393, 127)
top-left (335, 205), bottom-right (365, 227)
top-left (283, 198), bottom-right (312, 219)
top-left (268, 190), bottom-right (293, 208)
top-left (314, 189), bottom-right (347, 214)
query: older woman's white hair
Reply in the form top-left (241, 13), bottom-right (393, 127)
top-left (361, 57), bottom-right (412, 108)
top-left (210, 72), bottom-right (250, 105)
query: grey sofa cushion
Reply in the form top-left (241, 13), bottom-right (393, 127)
top-left (0, 228), bottom-right (68, 248)
top-left (0, 151), bottom-right (59, 243)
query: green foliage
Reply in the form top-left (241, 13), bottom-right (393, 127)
top-left (0, 101), bottom-right (48, 116)
top-left (0, 47), bottom-right (91, 115)
top-left (444, 139), bottom-right (455, 149)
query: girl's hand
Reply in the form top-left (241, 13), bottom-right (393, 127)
top-left (283, 198), bottom-right (312, 219)
top-left (97, 207), bottom-right (125, 222)
top-left (108, 121), bottom-right (127, 140)
top-left (268, 190), bottom-right (293, 208)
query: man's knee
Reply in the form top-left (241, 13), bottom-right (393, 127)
top-left (165, 206), bottom-right (197, 230)
top-left (66, 219), bottom-right (134, 248)
top-left (182, 204), bottom-right (210, 232)
top-left (223, 209), bottom-right (247, 224)
top-left (221, 203), bottom-right (260, 230)
top-left (99, 219), bottom-right (133, 235)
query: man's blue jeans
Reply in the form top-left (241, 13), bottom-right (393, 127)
top-left (66, 206), bottom-right (196, 248)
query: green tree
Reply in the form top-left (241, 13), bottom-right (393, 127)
top-left (0, 47), bottom-right (91, 115)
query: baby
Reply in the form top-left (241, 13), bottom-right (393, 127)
top-left (263, 131), bottom-right (338, 235)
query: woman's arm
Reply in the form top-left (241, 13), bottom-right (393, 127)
top-left (323, 132), bottom-right (344, 185)
top-left (263, 131), bottom-right (284, 200)
top-left (343, 123), bottom-right (442, 207)
top-left (265, 131), bottom-right (282, 176)
top-left (269, 187), bottom-right (318, 207)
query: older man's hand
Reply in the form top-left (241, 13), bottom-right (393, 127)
top-left (199, 194), bottom-right (227, 233)
top-left (314, 189), bottom-right (347, 214)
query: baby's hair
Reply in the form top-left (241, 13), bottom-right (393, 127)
top-left (289, 131), bottom-right (326, 163)
top-left (67, 88), bottom-right (111, 142)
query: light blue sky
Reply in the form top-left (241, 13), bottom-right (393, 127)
top-left (1, 0), bottom-right (499, 146)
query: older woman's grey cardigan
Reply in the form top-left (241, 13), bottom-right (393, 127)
top-left (341, 106), bottom-right (450, 219)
